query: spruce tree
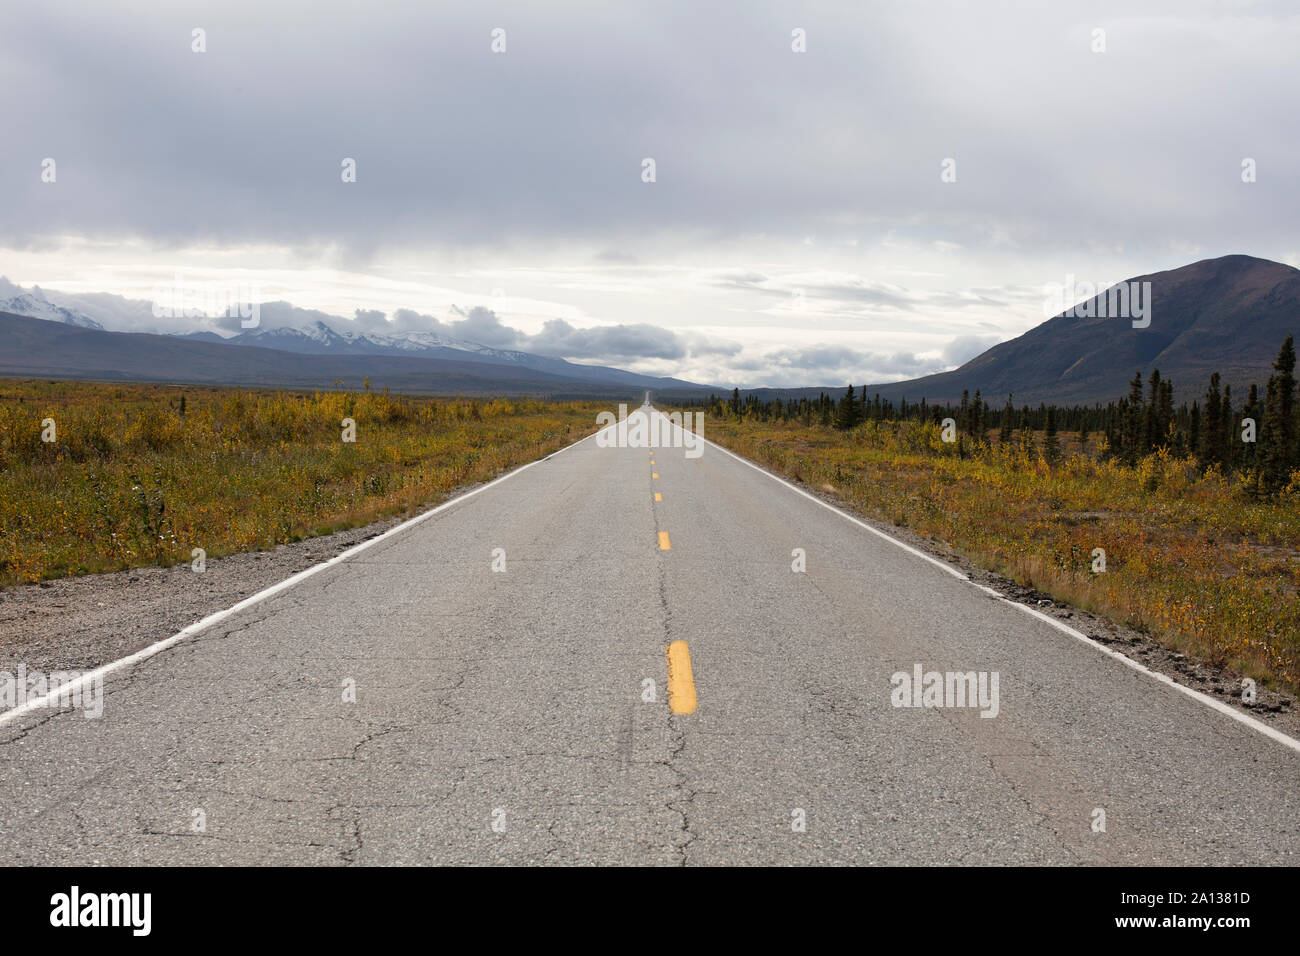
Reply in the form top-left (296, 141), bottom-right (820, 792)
top-left (999, 395), bottom-right (1014, 444)
top-left (1158, 379), bottom-right (1174, 448)
top-left (1201, 373), bottom-right (1222, 468)
top-left (1220, 385), bottom-right (1235, 469)
top-left (1123, 372), bottom-right (1144, 463)
top-left (1103, 402), bottom-right (1121, 459)
top-left (1044, 406), bottom-right (1060, 463)
top-left (1019, 405), bottom-right (1035, 453)
top-left (835, 384), bottom-right (859, 430)
top-left (1144, 369), bottom-right (1161, 450)
top-left (1261, 335), bottom-right (1297, 491)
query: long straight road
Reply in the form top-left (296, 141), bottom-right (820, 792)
top-left (2, 408), bottom-right (1297, 864)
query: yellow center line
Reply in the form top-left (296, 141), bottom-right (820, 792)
top-left (657, 530), bottom-right (671, 550)
top-left (654, 492), bottom-right (662, 501)
top-left (652, 472), bottom-right (659, 479)
top-left (665, 640), bottom-right (698, 714)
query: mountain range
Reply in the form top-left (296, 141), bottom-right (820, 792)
top-left (0, 280), bottom-right (709, 396)
top-left (1, 254), bottom-right (1297, 404)
top-left (174, 320), bottom-right (703, 391)
top-left (0, 311), bottom-right (706, 397)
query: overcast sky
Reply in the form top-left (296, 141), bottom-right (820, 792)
top-left (3, 1), bottom-right (1298, 386)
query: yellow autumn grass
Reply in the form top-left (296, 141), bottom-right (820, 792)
top-left (0, 379), bottom-right (604, 585)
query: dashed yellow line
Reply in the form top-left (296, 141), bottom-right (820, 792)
top-left (654, 492), bottom-right (662, 501)
top-left (658, 531), bottom-right (671, 550)
top-left (665, 640), bottom-right (698, 714)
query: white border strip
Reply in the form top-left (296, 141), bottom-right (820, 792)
top-left (656, 411), bottom-right (1300, 757)
top-left (0, 425), bottom-right (609, 728)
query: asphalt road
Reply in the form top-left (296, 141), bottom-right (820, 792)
top-left (1, 408), bottom-right (1297, 865)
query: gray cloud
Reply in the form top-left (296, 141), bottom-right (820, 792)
top-left (3, 2), bottom-right (1296, 388)
top-left (390, 308), bottom-right (450, 334)
top-left (2, 1), bottom-right (1295, 261)
top-left (447, 306), bottom-right (521, 349)
top-left (943, 334), bottom-right (1004, 366)
top-left (751, 345), bottom-right (948, 383)
top-left (712, 271), bottom-right (773, 292)
top-left (525, 318), bottom-right (686, 361)
top-left (799, 283), bottom-right (916, 311)
top-left (352, 308), bottom-right (390, 332)
top-left (717, 271), bottom-right (918, 311)
top-left (385, 307), bottom-right (690, 361)
top-left (682, 333), bottom-right (743, 358)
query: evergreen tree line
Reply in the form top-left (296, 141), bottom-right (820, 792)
top-left (700, 335), bottom-right (1300, 493)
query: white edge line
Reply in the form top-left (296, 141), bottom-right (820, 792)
top-left (1007, 602), bottom-right (1300, 755)
top-left (652, 410), bottom-right (1300, 757)
top-left (0, 424), bottom-right (611, 728)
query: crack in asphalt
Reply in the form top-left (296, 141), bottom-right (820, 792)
top-left (651, 504), bottom-right (698, 865)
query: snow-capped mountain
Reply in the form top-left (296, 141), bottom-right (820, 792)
top-left (191, 320), bottom-right (680, 388)
top-left (0, 278), bottom-right (709, 392)
top-left (0, 281), bottom-right (524, 361)
top-left (0, 281), bottom-right (104, 330)
top-left (205, 320), bottom-right (527, 362)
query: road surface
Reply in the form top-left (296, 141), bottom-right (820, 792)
top-left (1, 409), bottom-right (1297, 864)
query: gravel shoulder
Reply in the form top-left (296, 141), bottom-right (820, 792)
top-left (0, 512), bottom-right (414, 675)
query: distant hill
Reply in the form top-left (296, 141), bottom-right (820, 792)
top-left (0, 280), bottom-right (711, 394)
top-left (173, 318), bottom-right (704, 391)
top-left (0, 312), bottom-right (704, 397)
top-left (732, 255), bottom-right (1300, 407)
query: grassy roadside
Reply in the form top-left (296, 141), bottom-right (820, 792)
top-left (0, 379), bottom-right (603, 585)
top-left (701, 415), bottom-right (1300, 695)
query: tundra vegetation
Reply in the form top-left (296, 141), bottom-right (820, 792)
top-left (698, 336), bottom-right (1300, 694)
top-left (0, 380), bottom-right (601, 586)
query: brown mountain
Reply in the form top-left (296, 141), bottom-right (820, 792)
top-left (735, 255), bottom-right (1300, 407)
top-left (889, 254), bottom-right (1300, 405)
